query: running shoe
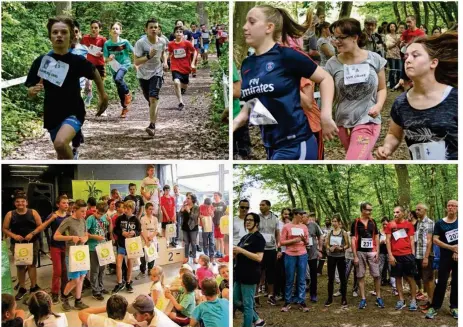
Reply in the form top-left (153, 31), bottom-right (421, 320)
top-left (120, 108), bottom-right (129, 118)
top-left (425, 307), bottom-right (437, 319)
top-left (178, 103), bottom-right (185, 111)
top-left (72, 148), bottom-right (79, 160)
top-left (409, 300), bottom-right (418, 311)
top-left (100, 111), bottom-right (108, 117)
top-left (254, 319), bottom-right (266, 327)
top-left (181, 88), bottom-right (186, 95)
top-left (101, 289), bottom-right (110, 295)
top-left (126, 281), bottom-right (134, 293)
top-left (358, 299), bottom-right (367, 309)
top-left (267, 295), bottom-right (277, 306)
top-left (310, 295), bottom-right (318, 303)
top-left (111, 282), bottom-right (125, 294)
top-left (325, 299), bottom-right (333, 307)
top-left (299, 303), bottom-right (310, 312)
top-left (341, 299), bottom-right (348, 307)
top-left (275, 295), bottom-right (283, 301)
top-left (369, 291), bottom-right (377, 296)
top-left (74, 300), bottom-right (89, 310)
top-left (135, 272), bottom-right (146, 280)
top-left (281, 303), bottom-right (291, 312)
top-left (92, 293), bottom-right (104, 301)
top-left (333, 291), bottom-right (341, 297)
top-left (395, 300), bottom-right (406, 310)
top-left (51, 294), bottom-right (60, 305)
top-left (451, 308), bottom-right (458, 319)
top-left (392, 288), bottom-right (399, 296)
top-left (15, 287), bottom-right (27, 300)
top-left (30, 285), bottom-right (41, 293)
top-left (61, 296), bottom-right (72, 312)
top-left (124, 93), bottom-right (132, 107)
top-left (353, 291), bottom-right (359, 297)
top-left (376, 297), bottom-right (385, 308)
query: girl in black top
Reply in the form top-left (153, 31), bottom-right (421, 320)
top-left (180, 194), bottom-right (200, 264)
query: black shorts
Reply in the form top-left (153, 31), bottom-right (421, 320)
top-left (262, 249), bottom-right (277, 284)
top-left (139, 75), bottom-right (163, 100)
top-left (172, 71), bottom-right (189, 85)
top-left (95, 65), bottom-right (106, 79)
top-left (391, 254), bottom-right (417, 277)
top-left (161, 222), bottom-right (169, 229)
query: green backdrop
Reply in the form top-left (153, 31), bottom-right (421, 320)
top-left (72, 180), bottom-right (142, 201)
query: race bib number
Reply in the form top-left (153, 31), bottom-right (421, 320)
top-left (409, 141), bottom-right (446, 160)
top-left (38, 55), bottom-right (69, 87)
top-left (343, 63), bottom-right (369, 85)
top-left (380, 234), bottom-right (386, 242)
top-left (308, 237), bottom-right (313, 247)
top-left (109, 59), bottom-right (121, 72)
top-left (193, 39), bottom-right (198, 45)
top-left (330, 235), bottom-right (342, 246)
top-left (248, 98), bottom-right (278, 125)
top-left (445, 229), bottom-right (458, 243)
top-left (201, 33), bottom-right (209, 39)
top-left (291, 228), bottom-right (304, 237)
top-left (173, 48), bottom-right (186, 59)
top-left (262, 233), bottom-right (273, 243)
top-left (392, 229), bottom-right (407, 241)
top-left (361, 238), bottom-right (373, 249)
top-left (221, 32), bottom-right (228, 38)
top-left (88, 45), bottom-right (102, 56)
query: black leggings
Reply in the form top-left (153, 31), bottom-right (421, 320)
top-left (275, 253), bottom-right (286, 296)
top-left (431, 256), bottom-right (458, 310)
top-left (308, 258), bottom-right (318, 297)
top-left (327, 256), bottom-right (347, 301)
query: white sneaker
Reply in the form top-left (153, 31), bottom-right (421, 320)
top-left (334, 291), bottom-right (341, 297)
top-left (353, 291), bottom-right (358, 297)
top-left (370, 291), bottom-right (377, 296)
top-left (100, 111), bottom-right (108, 117)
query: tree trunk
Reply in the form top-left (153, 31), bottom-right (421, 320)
top-left (429, 166), bottom-right (437, 219)
top-left (338, 2), bottom-right (353, 19)
top-left (374, 180), bottom-right (386, 217)
top-left (430, 2), bottom-right (448, 27)
top-left (449, 2), bottom-right (458, 21)
top-left (395, 164), bottom-right (411, 210)
top-left (411, 2), bottom-right (421, 27)
top-left (440, 165), bottom-right (450, 208)
top-left (316, 2), bottom-right (325, 18)
top-left (402, 2), bottom-right (409, 18)
top-left (423, 2), bottom-right (429, 30)
top-left (381, 166), bottom-right (392, 218)
top-left (326, 165), bottom-right (346, 219)
top-left (55, 1), bottom-right (72, 15)
top-left (282, 165), bottom-right (296, 208)
top-left (440, 2), bottom-right (456, 28)
top-left (233, 2), bottom-right (256, 68)
top-left (392, 2), bottom-right (401, 23)
top-left (196, 2), bottom-right (208, 26)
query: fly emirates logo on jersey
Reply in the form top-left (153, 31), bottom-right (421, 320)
top-left (241, 77), bottom-right (275, 98)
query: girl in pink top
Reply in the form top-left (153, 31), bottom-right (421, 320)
top-left (196, 254), bottom-right (215, 288)
top-left (280, 209), bottom-right (309, 312)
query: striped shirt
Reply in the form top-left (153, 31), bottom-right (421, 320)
top-left (415, 216), bottom-right (434, 259)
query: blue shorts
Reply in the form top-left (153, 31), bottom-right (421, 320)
top-left (48, 116), bottom-right (82, 142)
top-left (266, 135), bottom-right (318, 160)
top-left (117, 246), bottom-right (127, 255)
top-left (65, 256), bottom-right (88, 280)
top-left (201, 43), bottom-right (209, 53)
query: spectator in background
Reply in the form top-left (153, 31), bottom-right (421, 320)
top-left (363, 16), bottom-right (385, 57)
top-left (432, 26), bottom-right (442, 36)
top-left (385, 22), bottom-right (402, 90)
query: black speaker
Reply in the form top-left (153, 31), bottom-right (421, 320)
top-left (27, 183), bottom-right (54, 218)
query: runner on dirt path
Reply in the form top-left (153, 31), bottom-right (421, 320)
top-left (199, 24), bottom-right (211, 65)
top-left (169, 20), bottom-right (193, 43)
top-left (385, 206), bottom-right (418, 311)
top-left (425, 200), bottom-right (458, 320)
top-left (103, 22), bottom-right (134, 118)
top-left (25, 16), bottom-right (108, 160)
top-left (134, 18), bottom-right (168, 137)
top-left (168, 26), bottom-right (197, 111)
top-left (325, 18), bottom-right (387, 160)
top-left (190, 23), bottom-right (201, 78)
top-left (81, 20), bottom-right (107, 107)
top-left (376, 32), bottom-right (458, 160)
top-left (350, 202), bottom-right (385, 309)
top-left (236, 5), bottom-right (338, 160)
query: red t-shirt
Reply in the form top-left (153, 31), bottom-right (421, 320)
top-left (86, 208), bottom-right (96, 219)
top-left (168, 40), bottom-right (195, 74)
top-left (199, 204), bottom-right (214, 217)
top-left (160, 195), bottom-right (176, 223)
top-left (217, 30), bottom-right (228, 44)
top-left (111, 213), bottom-right (120, 240)
top-left (401, 28), bottom-right (426, 44)
top-left (81, 34), bottom-right (107, 66)
top-left (384, 219), bottom-right (415, 256)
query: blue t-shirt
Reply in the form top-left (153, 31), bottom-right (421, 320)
top-left (192, 298), bottom-right (229, 327)
top-left (86, 215), bottom-right (109, 251)
top-left (192, 31), bottom-right (201, 49)
top-left (240, 43), bottom-right (318, 149)
top-left (43, 212), bottom-right (70, 248)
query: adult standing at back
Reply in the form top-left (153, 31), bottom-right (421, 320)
top-left (401, 16), bottom-right (426, 48)
top-left (173, 185), bottom-right (186, 245)
top-left (384, 23), bottom-right (402, 90)
top-left (213, 192), bottom-right (227, 258)
top-left (124, 183), bottom-right (144, 220)
top-left (316, 22), bottom-right (335, 67)
top-left (258, 200), bottom-right (279, 306)
top-left (325, 18), bottom-right (387, 160)
top-left (180, 194), bottom-right (200, 264)
top-left (350, 202), bottom-right (384, 309)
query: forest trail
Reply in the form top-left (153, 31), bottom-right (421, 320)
top-left (6, 54), bottom-right (228, 160)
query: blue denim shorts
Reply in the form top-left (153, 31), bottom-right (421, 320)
top-left (117, 246), bottom-right (127, 255)
top-left (65, 255), bottom-right (88, 280)
top-left (48, 116), bottom-right (82, 142)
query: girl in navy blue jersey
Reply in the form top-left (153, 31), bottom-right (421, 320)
top-left (236, 5), bottom-right (337, 160)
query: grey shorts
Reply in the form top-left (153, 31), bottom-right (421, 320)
top-left (357, 251), bottom-right (380, 278)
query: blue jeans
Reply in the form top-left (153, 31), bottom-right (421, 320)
top-left (284, 253), bottom-right (308, 304)
top-left (233, 282), bottom-right (260, 327)
top-left (112, 67), bottom-right (129, 108)
top-left (201, 232), bottom-right (215, 258)
top-left (266, 136), bottom-right (318, 160)
top-left (387, 58), bottom-right (402, 89)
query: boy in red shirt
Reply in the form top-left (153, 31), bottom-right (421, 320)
top-left (168, 26), bottom-right (197, 110)
top-left (81, 20), bottom-right (107, 107)
top-left (160, 185), bottom-right (176, 246)
top-left (385, 206), bottom-right (417, 311)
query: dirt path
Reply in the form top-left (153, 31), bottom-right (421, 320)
top-left (248, 90), bottom-right (410, 160)
top-left (6, 55), bottom-right (228, 160)
top-left (233, 272), bottom-right (457, 327)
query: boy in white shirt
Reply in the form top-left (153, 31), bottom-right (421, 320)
top-left (78, 294), bottom-right (133, 327)
top-left (137, 202), bottom-right (161, 280)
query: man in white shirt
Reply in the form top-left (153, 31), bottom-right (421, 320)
top-left (173, 184), bottom-right (186, 245)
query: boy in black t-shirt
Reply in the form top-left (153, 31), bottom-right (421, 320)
top-left (123, 183), bottom-right (144, 219)
top-left (25, 16), bottom-right (108, 160)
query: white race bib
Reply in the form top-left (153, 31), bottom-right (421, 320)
top-left (88, 45), bottom-right (102, 56)
top-left (38, 55), bottom-right (69, 87)
top-left (361, 238), bottom-right (373, 249)
top-left (445, 229), bottom-right (458, 243)
top-left (392, 229), bottom-right (408, 241)
top-left (173, 48), bottom-right (186, 59)
top-left (193, 39), bottom-right (198, 45)
top-left (221, 32), bottom-right (228, 38)
top-left (308, 237), bottom-right (313, 247)
top-left (201, 33), bottom-right (209, 39)
top-left (291, 227), bottom-right (304, 236)
top-left (330, 235), bottom-right (342, 246)
top-left (409, 141), bottom-right (446, 160)
top-left (248, 98), bottom-right (278, 125)
top-left (262, 233), bottom-right (273, 243)
top-left (380, 234), bottom-right (386, 242)
top-left (343, 63), bottom-right (369, 85)
top-left (109, 59), bottom-right (121, 72)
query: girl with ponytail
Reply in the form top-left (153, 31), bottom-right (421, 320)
top-left (24, 291), bottom-right (67, 327)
